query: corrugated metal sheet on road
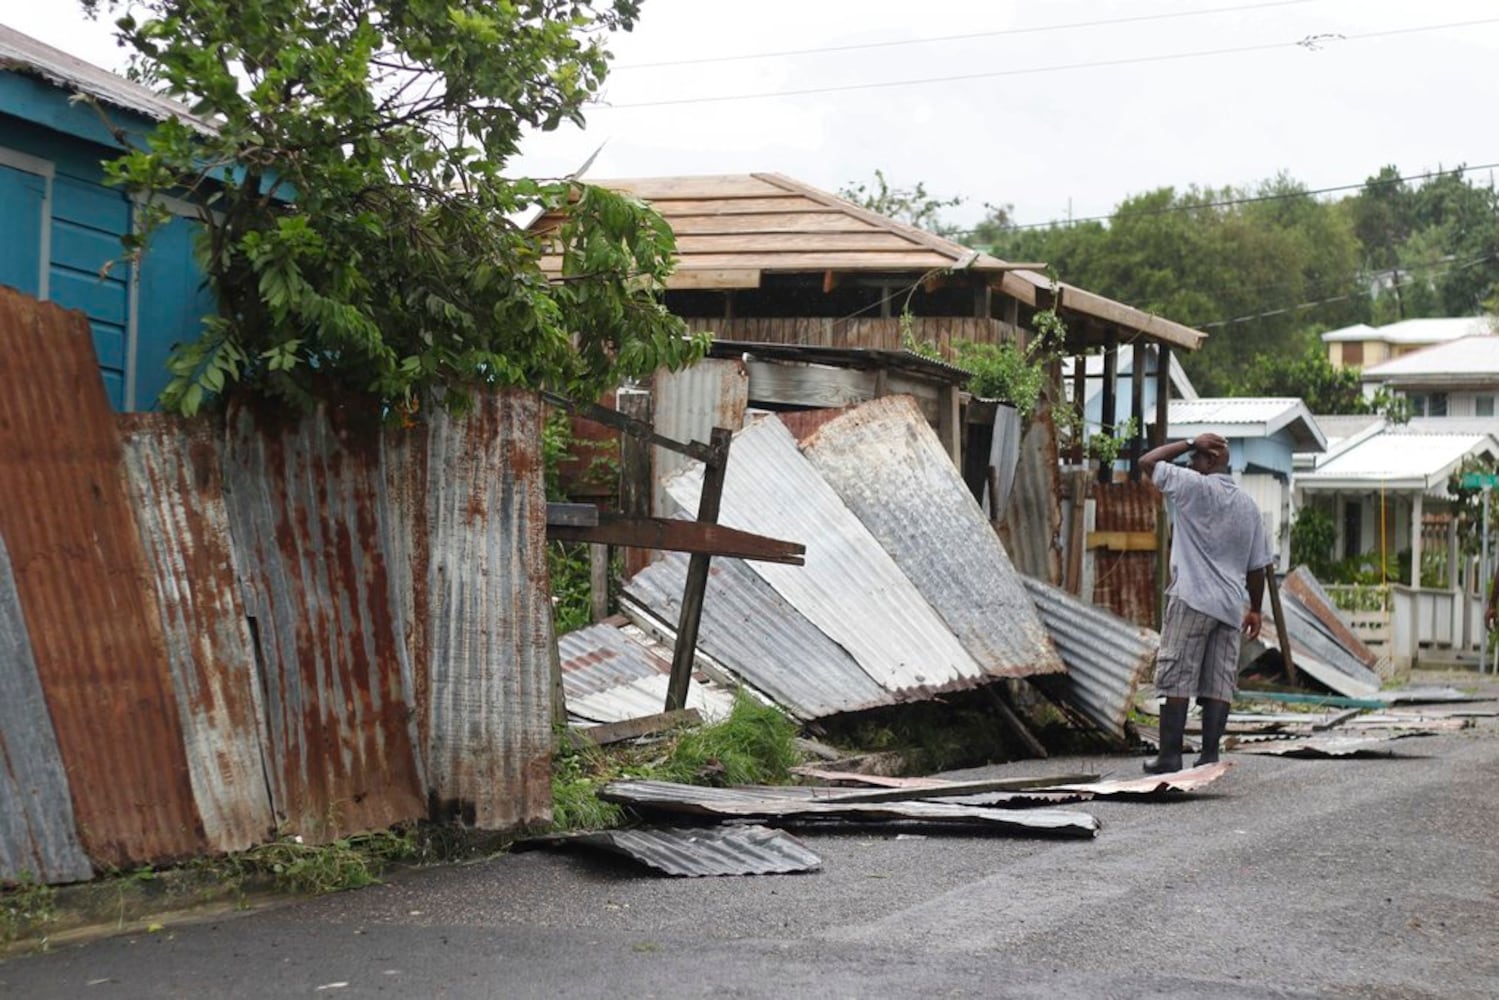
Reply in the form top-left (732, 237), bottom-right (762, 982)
top-left (540, 825), bottom-right (821, 877)
top-left (119, 416), bottom-right (275, 853)
top-left (421, 394), bottom-right (553, 829)
top-left (1022, 575), bottom-right (1159, 740)
top-left (223, 399), bottom-right (425, 839)
top-left (559, 621), bottom-right (738, 725)
top-left (0, 535), bottom-right (93, 885)
top-left (665, 415), bottom-right (987, 696)
top-left (799, 395), bottom-right (1064, 679)
top-left (622, 551), bottom-right (887, 720)
top-left (0, 288), bottom-right (203, 868)
top-left (1234, 732), bottom-right (1435, 757)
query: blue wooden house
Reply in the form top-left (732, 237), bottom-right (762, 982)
top-left (0, 25), bottom-right (215, 410)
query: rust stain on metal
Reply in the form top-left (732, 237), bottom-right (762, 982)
top-left (1092, 479), bottom-right (1161, 629)
top-left (223, 397), bottom-right (424, 840)
top-left (1281, 567), bottom-right (1379, 668)
top-left (118, 414), bottom-right (276, 853)
top-left (0, 287), bottom-right (204, 867)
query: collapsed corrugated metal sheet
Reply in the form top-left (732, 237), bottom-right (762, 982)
top-left (0, 289), bottom-right (204, 868)
top-left (1022, 574), bottom-right (1158, 740)
top-left (223, 399), bottom-right (425, 839)
top-left (797, 396), bottom-right (1064, 679)
top-left (651, 359), bottom-right (749, 518)
top-left (999, 404), bottom-right (1063, 584)
top-left (0, 535), bottom-right (93, 885)
top-left (1248, 573), bottom-right (1382, 699)
top-left (1092, 479), bottom-right (1161, 630)
top-left (665, 415), bottom-right (988, 695)
top-left (1280, 567), bottom-right (1380, 668)
top-left (119, 416), bottom-right (275, 853)
top-left (1042, 761), bottom-right (1233, 795)
top-left (1233, 732), bottom-right (1434, 757)
top-left (623, 551), bottom-right (885, 720)
top-left (537, 825), bottom-right (822, 877)
top-left (558, 621), bottom-right (738, 724)
top-left (421, 395), bottom-right (554, 829)
top-left (600, 780), bottom-right (1101, 837)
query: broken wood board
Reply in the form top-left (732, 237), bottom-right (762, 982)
top-left (599, 780), bottom-right (1100, 837)
top-left (524, 825), bottom-right (821, 877)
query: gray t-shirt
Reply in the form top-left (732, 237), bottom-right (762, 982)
top-left (1153, 462), bottom-right (1274, 627)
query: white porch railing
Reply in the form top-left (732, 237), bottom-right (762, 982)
top-left (1324, 583), bottom-right (1485, 673)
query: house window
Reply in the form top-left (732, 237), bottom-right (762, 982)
top-left (1429, 392), bottom-right (1448, 417)
top-left (1342, 342), bottom-right (1364, 366)
top-left (1477, 395), bottom-right (1495, 417)
top-left (1343, 501), bottom-right (1362, 559)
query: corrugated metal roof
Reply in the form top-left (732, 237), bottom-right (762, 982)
top-left (540, 825), bottom-right (822, 877)
top-left (664, 414), bottom-right (990, 696)
top-left (622, 551), bottom-right (888, 720)
top-left (599, 780), bottom-right (1101, 837)
top-left (0, 288), bottom-right (204, 868)
top-left (1021, 575), bottom-right (1159, 740)
top-left (1042, 760), bottom-right (1232, 796)
top-left (998, 405), bottom-right (1064, 584)
top-left (1168, 397), bottom-right (1326, 452)
top-left (1295, 430), bottom-right (1499, 491)
top-left (0, 24), bottom-right (213, 132)
top-left (1091, 480), bottom-right (1161, 630)
top-left (558, 621), bottom-right (738, 724)
top-left (1322, 317), bottom-right (1492, 344)
top-left (0, 534), bottom-right (93, 885)
top-left (119, 416), bottom-right (276, 854)
top-left (651, 358), bottom-right (749, 518)
top-left (1362, 334), bottom-right (1499, 380)
top-left (798, 395), bottom-right (1064, 679)
top-left (418, 393), bottom-right (555, 830)
top-left (1280, 568), bottom-right (1379, 669)
top-left (222, 398), bottom-right (427, 839)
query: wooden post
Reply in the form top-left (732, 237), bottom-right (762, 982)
top-left (617, 386), bottom-right (653, 577)
top-left (589, 543), bottom-right (609, 622)
top-left (1070, 354), bottom-right (1087, 465)
top-left (1153, 344), bottom-right (1171, 450)
top-left (1129, 340), bottom-right (1147, 482)
top-left (1097, 327), bottom-right (1117, 484)
top-left (1266, 568), bottom-right (1298, 685)
top-left (938, 384), bottom-right (961, 468)
top-left (666, 427), bottom-right (733, 712)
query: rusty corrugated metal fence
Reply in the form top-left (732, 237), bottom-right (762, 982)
top-left (0, 288), bottom-right (552, 884)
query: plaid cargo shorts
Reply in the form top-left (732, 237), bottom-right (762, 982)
top-left (1154, 596), bottom-right (1241, 702)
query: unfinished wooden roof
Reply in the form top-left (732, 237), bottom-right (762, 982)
top-left (536, 172), bottom-right (1015, 289)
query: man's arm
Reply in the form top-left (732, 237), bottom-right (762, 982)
top-left (1140, 434), bottom-right (1198, 480)
top-left (1242, 565), bottom-right (1267, 639)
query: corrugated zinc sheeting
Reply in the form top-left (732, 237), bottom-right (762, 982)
top-left (651, 358), bottom-right (749, 518)
top-left (1092, 479), bottom-right (1162, 630)
top-left (665, 415), bottom-right (989, 696)
top-left (798, 395), bottom-right (1065, 679)
top-left (999, 405), bottom-right (1064, 584)
top-left (1021, 575), bottom-right (1159, 740)
top-left (558, 622), bottom-right (738, 725)
top-left (422, 393), bottom-right (554, 829)
top-left (545, 826), bottom-right (822, 877)
top-left (622, 551), bottom-right (888, 720)
top-left (119, 416), bottom-right (276, 853)
top-left (0, 535), bottom-right (93, 884)
top-left (223, 398), bottom-right (426, 839)
top-left (0, 288), bottom-right (205, 868)
top-left (1281, 568), bottom-right (1379, 669)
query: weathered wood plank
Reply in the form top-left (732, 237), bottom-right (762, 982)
top-left (569, 709), bottom-right (703, 747)
top-left (548, 513), bottom-right (805, 565)
top-left (669, 212), bottom-right (882, 234)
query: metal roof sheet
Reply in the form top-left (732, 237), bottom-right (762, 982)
top-left (650, 358), bottom-right (750, 519)
top-left (622, 551), bottom-right (890, 720)
top-left (665, 414), bottom-right (990, 696)
top-left (798, 395), bottom-right (1064, 679)
top-left (0, 24), bottom-right (212, 132)
top-left (1362, 334), bottom-right (1499, 380)
top-left (558, 621), bottom-right (738, 724)
top-left (1021, 575), bottom-right (1158, 741)
top-left (1234, 732), bottom-right (1434, 756)
top-left (1321, 316), bottom-right (1492, 344)
top-left (1168, 397), bottom-right (1326, 451)
top-left (1295, 430), bottom-right (1499, 491)
top-left (539, 825), bottom-right (822, 877)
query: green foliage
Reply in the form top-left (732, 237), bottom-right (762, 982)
top-left (1, 876), bottom-right (57, 947)
top-left (229, 829), bottom-right (420, 896)
top-left (1087, 416), bottom-right (1138, 466)
top-left (1447, 453), bottom-right (1499, 556)
top-left (1243, 346), bottom-right (1373, 414)
top-left (551, 740), bottom-right (627, 832)
top-left (1290, 506), bottom-right (1338, 579)
top-left (655, 690), bottom-right (801, 786)
top-left (87, 0), bottom-right (707, 415)
top-left (840, 169), bottom-right (964, 235)
top-left (548, 542), bottom-right (595, 636)
top-left (954, 308), bottom-right (1065, 420)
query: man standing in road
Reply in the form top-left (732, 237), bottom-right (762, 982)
top-left (1139, 432), bottom-right (1275, 773)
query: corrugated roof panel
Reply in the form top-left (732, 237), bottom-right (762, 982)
top-left (999, 406), bottom-right (1064, 584)
top-left (1091, 480), bottom-right (1162, 630)
top-left (1022, 575), bottom-right (1158, 740)
top-left (0, 288), bottom-right (204, 868)
top-left (1364, 333), bottom-right (1499, 376)
top-left (1281, 567), bottom-right (1379, 669)
top-left (665, 415), bottom-right (988, 695)
top-left (222, 399), bottom-right (426, 839)
top-left (1298, 431), bottom-right (1497, 489)
top-left (558, 622), bottom-right (737, 724)
top-left (0, 535), bottom-right (93, 885)
top-left (799, 396), bottom-right (1064, 679)
top-left (622, 551), bottom-right (888, 720)
top-left (119, 416), bottom-right (275, 853)
top-left (421, 393), bottom-right (554, 830)
top-left (544, 825), bottom-right (822, 877)
top-left (651, 358), bottom-right (749, 518)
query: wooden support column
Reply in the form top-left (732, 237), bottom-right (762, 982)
top-left (1129, 340), bottom-right (1147, 482)
top-left (617, 386), bottom-right (653, 577)
top-left (1266, 569), bottom-right (1298, 685)
top-left (666, 427), bottom-right (733, 713)
top-left (1097, 327), bottom-right (1118, 484)
top-left (1152, 344), bottom-right (1172, 629)
top-left (589, 543), bottom-right (609, 622)
top-left (1070, 354), bottom-right (1087, 465)
top-left (1410, 492), bottom-right (1424, 588)
top-left (938, 384), bottom-right (962, 467)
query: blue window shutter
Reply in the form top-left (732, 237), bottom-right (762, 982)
top-left (0, 163), bottom-right (46, 296)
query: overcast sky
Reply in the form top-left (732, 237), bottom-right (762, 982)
top-left (7, 0), bottom-right (1499, 234)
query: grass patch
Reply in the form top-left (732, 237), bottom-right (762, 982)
top-left (1, 876), bottom-right (57, 946)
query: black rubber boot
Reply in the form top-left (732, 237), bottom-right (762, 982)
top-left (1195, 698), bottom-right (1231, 766)
top-left (1144, 697), bottom-right (1188, 774)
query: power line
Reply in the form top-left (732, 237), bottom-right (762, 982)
top-left (615, 0), bottom-right (1321, 70)
top-left (594, 17), bottom-right (1499, 110)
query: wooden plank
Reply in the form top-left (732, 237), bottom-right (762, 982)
top-left (589, 543), bottom-right (609, 622)
top-left (569, 708), bottom-right (703, 748)
top-left (1087, 530), bottom-right (1158, 552)
top-left (1052, 283), bottom-right (1206, 351)
top-left (546, 501), bottom-right (599, 527)
top-left (663, 268), bottom-right (762, 290)
top-left (602, 175), bottom-right (790, 199)
top-left (1266, 570), bottom-right (1299, 685)
top-left (674, 232), bottom-right (922, 254)
top-left (666, 428), bottom-right (732, 712)
top-left (671, 251), bottom-right (964, 271)
top-left (548, 513), bottom-right (805, 564)
top-left (669, 212), bottom-right (882, 235)
top-left (645, 196), bottom-right (830, 216)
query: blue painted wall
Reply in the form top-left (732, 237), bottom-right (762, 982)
top-left (0, 74), bottom-right (211, 410)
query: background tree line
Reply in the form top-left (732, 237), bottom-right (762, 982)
top-left (848, 167), bottom-right (1499, 407)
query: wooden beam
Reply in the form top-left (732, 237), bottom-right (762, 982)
top-left (543, 389), bottom-right (716, 463)
top-left (1266, 570), bottom-right (1298, 685)
top-left (664, 268), bottom-right (762, 290)
top-left (1087, 530), bottom-right (1158, 552)
top-left (1129, 340), bottom-right (1147, 482)
top-left (546, 502), bottom-right (600, 527)
top-left (569, 709), bottom-right (704, 748)
top-left (549, 513), bottom-right (805, 565)
top-left (617, 386), bottom-right (653, 577)
top-left (667, 428), bottom-right (732, 712)
top-left (589, 543), bottom-right (609, 622)
top-left (1097, 327), bottom-right (1118, 484)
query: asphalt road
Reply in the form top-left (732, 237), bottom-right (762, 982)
top-left (6, 678), bottom-right (1499, 1000)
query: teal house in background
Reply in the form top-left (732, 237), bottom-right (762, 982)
top-left (0, 24), bottom-right (214, 410)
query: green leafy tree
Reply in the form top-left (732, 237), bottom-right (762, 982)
top-left (840, 169), bottom-right (964, 236)
top-left (1242, 347), bottom-right (1370, 413)
top-left (84, 0), bottom-right (706, 415)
